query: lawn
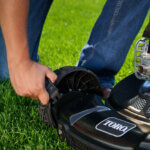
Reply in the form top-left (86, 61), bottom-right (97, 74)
top-left (0, 0), bottom-right (149, 149)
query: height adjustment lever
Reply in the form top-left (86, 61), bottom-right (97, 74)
top-left (45, 78), bottom-right (61, 104)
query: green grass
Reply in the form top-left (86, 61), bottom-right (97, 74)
top-left (0, 0), bottom-right (149, 149)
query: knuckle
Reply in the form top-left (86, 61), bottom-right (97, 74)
top-left (44, 66), bottom-right (49, 72)
top-left (46, 66), bottom-right (50, 70)
top-left (46, 66), bottom-right (51, 70)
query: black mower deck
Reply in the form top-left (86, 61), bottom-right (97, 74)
top-left (39, 67), bottom-right (150, 150)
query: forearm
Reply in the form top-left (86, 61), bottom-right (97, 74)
top-left (0, 0), bottom-right (57, 104)
top-left (0, 0), bottom-right (30, 68)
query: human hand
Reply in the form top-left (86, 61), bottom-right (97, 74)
top-left (9, 60), bottom-right (57, 105)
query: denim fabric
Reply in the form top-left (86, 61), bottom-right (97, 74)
top-left (77, 0), bottom-right (150, 88)
top-left (0, 0), bottom-right (53, 79)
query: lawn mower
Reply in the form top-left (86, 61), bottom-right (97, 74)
top-left (38, 23), bottom-right (150, 150)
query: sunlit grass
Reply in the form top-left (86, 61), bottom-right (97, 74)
top-left (0, 0), bottom-right (149, 149)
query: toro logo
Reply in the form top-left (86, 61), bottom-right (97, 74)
top-left (95, 117), bottom-right (136, 137)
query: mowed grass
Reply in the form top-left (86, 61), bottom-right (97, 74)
top-left (0, 0), bottom-right (149, 149)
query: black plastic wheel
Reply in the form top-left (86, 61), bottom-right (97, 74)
top-left (54, 66), bottom-right (102, 96)
top-left (38, 66), bottom-right (102, 127)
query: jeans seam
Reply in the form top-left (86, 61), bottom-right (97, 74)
top-left (107, 0), bottom-right (123, 35)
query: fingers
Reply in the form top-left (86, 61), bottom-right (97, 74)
top-left (10, 62), bottom-right (57, 105)
top-left (27, 67), bottom-right (57, 105)
top-left (38, 88), bottom-right (50, 105)
top-left (39, 67), bottom-right (57, 105)
top-left (45, 67), bottom-right (57, 83)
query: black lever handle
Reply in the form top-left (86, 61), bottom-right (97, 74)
top-left (45, 77), bottom-right (60, 104)
top-left (38, 78), bottom-right (60, 126)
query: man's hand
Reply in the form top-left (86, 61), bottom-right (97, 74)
top-left (9, 60), bottom-right (57, 105)
top-left (0, 0), bottom-right (58, 104)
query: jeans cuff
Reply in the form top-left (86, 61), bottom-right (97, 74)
top-left (101, 83), bottom-right (113, 89)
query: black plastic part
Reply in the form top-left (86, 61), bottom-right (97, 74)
top-left (56, 92), bottom-right (144, 150)
top-left (138, 142), bottom-right (150, 150)
top-left (145, 134), bottom-right (150, 142)
top-left (38, 66), bottom-right (102, 127)
top-left (54, 66), bottom-right (102, 96)
top-left (45, 78), bottom-right (60, 103)
top-left (109, 74), bottom-right (150, 121)
top-left (138, 134), bottom-right (150, 150)
top-left (38, 102), bottom-right (56, 126)
top-left (38, 78), bottom-right (60, 127)
top-left (59, 123), bottom-right (133, 150)
top-left (38, 67), bottom-right (150, 150)
top-left (109, 74), bottom-right (144, 109)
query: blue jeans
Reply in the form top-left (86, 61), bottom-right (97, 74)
top-left (0, 0), bottom-right (53, 79)
top-left (77, 0), bottom-right (150, 88)
top-left (0, 0), bottom-right (150, 85)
